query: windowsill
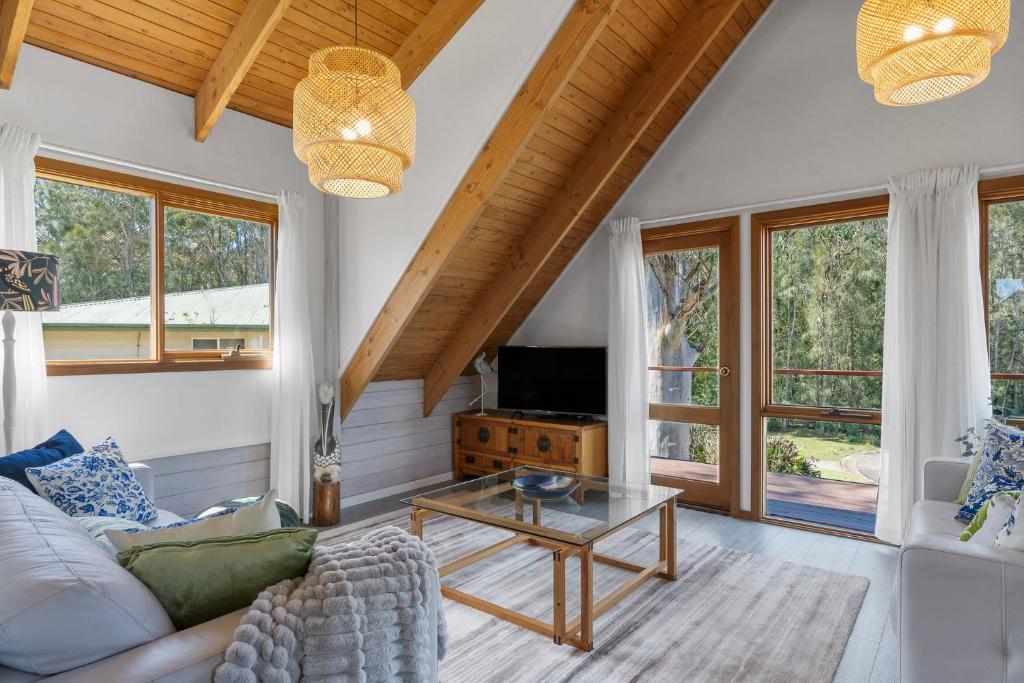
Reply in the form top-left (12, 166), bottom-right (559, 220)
top-left (46, 356), bottom-right (272, 376)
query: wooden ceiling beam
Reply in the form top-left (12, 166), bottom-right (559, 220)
top-left (339, 0), bottom-right (621, 420)
top-left (392, 0), bottom-right (485, 89)
top-left (0, 0), bottom-right (33, 89)
top-left (422, 0), bottom-right (746, 416)
top-left (194, 0), bottom-right (292, 142)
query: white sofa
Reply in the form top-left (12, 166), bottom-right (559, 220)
top-left (0, 465), bottom-right (441, 682)
top-left (892, 460), bottom-right (1024, 682)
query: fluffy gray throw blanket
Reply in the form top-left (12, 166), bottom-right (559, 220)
top-left (214, 526), bottom-right (447, 683)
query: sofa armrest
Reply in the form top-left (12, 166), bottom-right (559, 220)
top-left (894, 533), bottom-right (1024, 682)
top-left (922, 459), bottom-right (969, 502)
top-left (129, 463), bottom-right (154, 501)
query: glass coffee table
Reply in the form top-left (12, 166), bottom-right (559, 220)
top-left (404, 467), bottom-right (682, 651)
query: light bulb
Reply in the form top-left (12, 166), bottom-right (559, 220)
top-left (903, 25), bottom-right (925, 41)
top-left (934, 17), bottom-right (955, 33)
top-left (354, 119), bottom-right (372, 136)
top-left (341, 127), bottom-right (357, 141)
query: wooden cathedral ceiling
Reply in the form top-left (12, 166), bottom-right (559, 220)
top-left (341, 0), bottom-right (772, 419)
top-left (14, 0), bottom-right (482, 139)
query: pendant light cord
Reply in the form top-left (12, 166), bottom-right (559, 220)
top-left (354, 0), bottom-right (359, 47)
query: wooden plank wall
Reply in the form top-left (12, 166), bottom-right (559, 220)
top-left (142, 443), bottom-right (270, 516)
top-left (338, 376), bottom-right (475, 506)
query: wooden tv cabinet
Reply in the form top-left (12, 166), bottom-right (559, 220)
top-left (452, 410), bottom-right (607, 480)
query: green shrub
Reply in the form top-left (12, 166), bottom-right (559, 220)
top-left (766, 435), bottom-right (821, 477)
top-left (688, 424), bottom-right (719, 465)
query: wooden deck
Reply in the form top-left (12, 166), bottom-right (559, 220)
top-left (651, 459), bottom-right (878, 534)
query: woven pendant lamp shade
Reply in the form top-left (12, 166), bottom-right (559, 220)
top-left (856, 1), bottom-right (1010, 106)
top-left (293, 46), bottom-right (415, 198)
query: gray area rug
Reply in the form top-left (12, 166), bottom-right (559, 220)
top-left (320, 510), bottom-right (869, 682)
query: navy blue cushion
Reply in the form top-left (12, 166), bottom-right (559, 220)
top-left (0, 430), bottom-right (83, 491)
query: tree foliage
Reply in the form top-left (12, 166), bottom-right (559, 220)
top-left (33, 180), bottom-right (270, 308)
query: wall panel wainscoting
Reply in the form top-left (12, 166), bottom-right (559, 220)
top-left (339, 376), bottom-right (476, 508)
top-left (140, 444), bottom-right (270, 516)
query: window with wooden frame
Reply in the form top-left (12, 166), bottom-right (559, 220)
top-left (33, 158), bottom-right (276, 375)
top-left (981, 175), bottom-right (1024, 425)
top-left (751, 196), bottom-right (888, 534)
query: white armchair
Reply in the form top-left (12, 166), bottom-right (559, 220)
top-left (892, 460), bottom-right (1024, 682)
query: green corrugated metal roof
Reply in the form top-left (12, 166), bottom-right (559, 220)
top-left (41, 283), bottom-right (270, 327)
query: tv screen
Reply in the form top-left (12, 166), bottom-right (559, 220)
top-left (497, 346), bottom-right (607, 416)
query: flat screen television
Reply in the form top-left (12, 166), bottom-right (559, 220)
top-left (497, 345), bottom-right (607, 416)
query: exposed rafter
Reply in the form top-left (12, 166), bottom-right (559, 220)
top-left (392, 0), bottom-right (485, 89)
top-left (0, 0), bottom-right (33, 89)
top-left (421, 0), bottom-right (748, 415)
top-left (340, 0), bottom-right (622, 420)
top-left (194, 0), bottom-right (292, 142)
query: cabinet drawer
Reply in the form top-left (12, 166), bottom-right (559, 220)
top-left (521, 426), bottom-right (578, 467)
top-left (457, 418), bottom-right (510, 455)
top-left (459, 452), bottom-right (511, 474)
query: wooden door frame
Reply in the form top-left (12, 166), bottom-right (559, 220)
top-left (643, 215), bottom-right (741, 514)
top-left (749, 195), bottom-right (889, 538)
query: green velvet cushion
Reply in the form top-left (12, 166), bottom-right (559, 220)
top-left (117, 527), bottom-right (317, 629)
top-left (957, 451), bottom-right (984, 505)
top-left (960, 490), bottom-right (1021, 541)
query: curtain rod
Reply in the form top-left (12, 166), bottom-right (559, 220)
top-left (37, 142), bottom-right (279, 202)
top-left (637, 160), bottom-right (1024, 227)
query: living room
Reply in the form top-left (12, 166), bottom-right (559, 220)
top-left (0, 0), bottom-right (1021, 681)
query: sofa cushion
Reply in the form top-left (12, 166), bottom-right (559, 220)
top-left (959, 420), bottom-right (1024, 520)
top-left (0, 430), bottom-right (83, 492)
top-left (25, 438), bottom-right (157, 523)
top-left (0, 478), bottom-right (174, 675)
top-left (106, 489), bottom-right (281, 552)
top-left (962, 491), bottom-right (1019, 544)
top-left (74, 515), bottom-right (148, 555)
top-left (911, 499), bottom-right (967, 538)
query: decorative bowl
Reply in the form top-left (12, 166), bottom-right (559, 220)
top-left (513, 474), bottom-right (557, 489)
top-left (514, 475), bottom-right (580, 500)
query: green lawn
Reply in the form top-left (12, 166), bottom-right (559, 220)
top-left (771, 430), bottom-right (878, 484)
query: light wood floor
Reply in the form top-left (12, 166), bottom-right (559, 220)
top-left (336, 486), bottom-right (899, 682)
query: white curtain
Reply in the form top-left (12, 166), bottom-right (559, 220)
top-left (608, 217), bottom-right (650, 484)
top-left (270, 191), bottom-right (316, 521)
top-left (0, 124), bottom-right (47, 453)
top-left (875, 165), bottom-right (991, 544)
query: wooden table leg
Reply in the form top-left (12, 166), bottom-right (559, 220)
top-left (532, 498), bottom-right (542, 525)
top-left (579, 543), bottom-right (593, 651)
top-left (553, 547), bottom-right (566, 645)
top-left (515, 491), bottom-right (524, 521)
top-left (661, 499), bottom-right (677, 581)
top-left (411, 507), bottom-right (424, 538)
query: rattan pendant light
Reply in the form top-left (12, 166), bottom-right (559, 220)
top-left (856, 0), bottom-right (1011, 106)
top-left (292, 2), bottom-right (415, 198)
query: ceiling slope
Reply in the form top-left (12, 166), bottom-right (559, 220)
top-left (22, 0), bottom-right (481, 135)
top-left (349, 0), bottom-right (773, 416)
top-left (339, 0), bottom-right (622, 420)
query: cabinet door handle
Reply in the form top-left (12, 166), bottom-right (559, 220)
top-left (492, 459), bottom-right (503, 469)
top-left (465, 455), bottom-right (476, 464)
top-left (477, 427), bottom-right (490, 444)
top-left (537, 435), bottom-right (551, 453)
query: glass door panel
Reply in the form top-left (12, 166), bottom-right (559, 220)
top-left (643, 221), bottom-right (738, 511)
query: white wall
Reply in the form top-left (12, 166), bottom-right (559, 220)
top-left (335, 0), bottom-right (575, 375)
top-left (0, 45), bottom-right (327, 460)
top-left (510, 0), bottom-right (1024, 510)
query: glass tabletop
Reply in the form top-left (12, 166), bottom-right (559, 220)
top-left (403, 467), bottom-right (683, 546)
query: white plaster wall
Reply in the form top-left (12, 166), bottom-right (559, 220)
top-left (335, 0), bottom-right (575, 375)
top-left (510, 0), bottom-right (1024, 510)
top-left (0, 45), bottom-right (326, 460)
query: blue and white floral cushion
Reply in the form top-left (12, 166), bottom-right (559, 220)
top-left (25, 438), bottom-right (157, 523)
top-left (957, 420), bottom-right (1024, 521)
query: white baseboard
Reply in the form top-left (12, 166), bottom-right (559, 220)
top-left (340, 472), bottom-right (454, 509)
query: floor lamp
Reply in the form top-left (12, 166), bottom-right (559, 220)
top-left (0, 250), bottom-right (60, 454)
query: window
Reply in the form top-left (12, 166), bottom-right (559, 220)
top-left (981, 176), bottom-right (1024, 421)
top-left (753, 196), bottom-right (888, 534)
top-left (34, 158), bottom-right (276, 374)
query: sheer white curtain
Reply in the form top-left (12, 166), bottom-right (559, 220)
top-left (270, 191), bottom-right (316, 520)
top-left (875, 165), bottom-right (991, 544)
top-left (608, 217), bottom-right (650, 484)
top-left (0, 124), bottom-right (47, 453)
